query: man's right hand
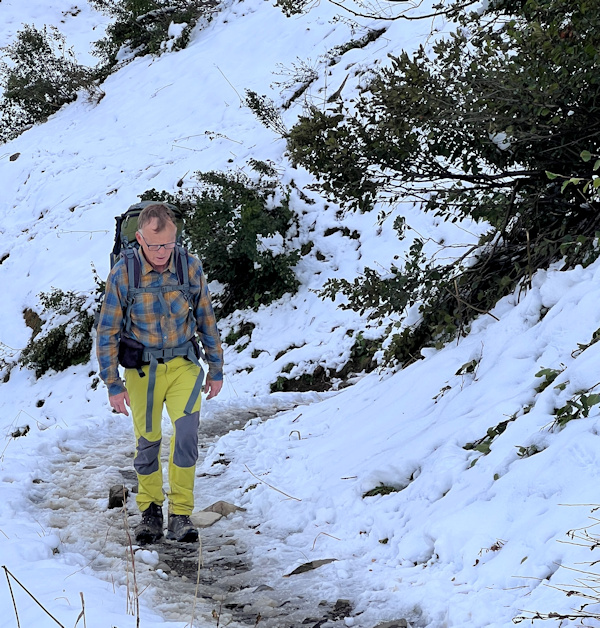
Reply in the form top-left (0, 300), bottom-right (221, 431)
top-left (109, 391), bottom-right (130, 416)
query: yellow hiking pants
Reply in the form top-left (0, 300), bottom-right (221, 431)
top-left (125, 356), bottom-right (202, 515)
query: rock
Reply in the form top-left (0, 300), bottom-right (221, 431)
top-left (373, 621), bottom-right (409, 628)
top-left (284, 558), bottom-right (337, 577)
top-left (9, 153), bottom-right (20, 162)
top-left (108, 484), bottom-right (129, 509)
top-left (191, 511), bottom-right (222, 527)
top-left (203, 500), bottom-right (246, 516)
top-left (329, 599), bottom-right (352, 619)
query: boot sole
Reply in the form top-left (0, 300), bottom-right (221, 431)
top-left (166, 529), bottom-right (199, 543)
top-left (135, 531), bottom-right (164, 545)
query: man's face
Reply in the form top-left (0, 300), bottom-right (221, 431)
top-left (135, 217), bottom-right (177, 271)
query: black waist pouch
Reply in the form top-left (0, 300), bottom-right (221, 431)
top-left (118, 335), bottom-right (145, 369)
top-left (191, 336), bottom-right (201, 359)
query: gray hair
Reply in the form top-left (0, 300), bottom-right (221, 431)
top-left (138, 202), bottom-right (177, 232)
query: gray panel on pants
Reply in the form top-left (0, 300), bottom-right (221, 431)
top-left (173, 411), bottom-right (199, 468)
top-left (134, 436), bottom-right (161, 475)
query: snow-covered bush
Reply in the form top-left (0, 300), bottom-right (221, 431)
top-left (0, 25), bottom-right (98, 143)
top-left (19, 288), bottom-right (95, 378)
top-left (90, 0), bottom-right (217, 67)
top-left (141, 168), bottom-right (301, 316)
top-left (288, 0), bottom-right (600, 367)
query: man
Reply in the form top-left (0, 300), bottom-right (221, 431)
top-left (96, 202), bottom-right (223, 544)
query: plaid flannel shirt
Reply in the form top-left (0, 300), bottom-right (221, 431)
top-left (96, 248), bottom-right (223, 397)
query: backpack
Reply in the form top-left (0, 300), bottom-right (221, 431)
top-left (95, 200), bottom-right (190, 330)
top-left (110, 200), bottom-right (184, 267)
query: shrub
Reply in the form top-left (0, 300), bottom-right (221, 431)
top-left (90, 0), bottom-right (217, 67)
top-left (0, 25), bottom-right (99, 143)
top-left (288, 0), bottom-right (600, 366)
top-left (19, 288), bottom-right (96, 378)
top-left (140, 167), bottom-right (301, 316)
top-left (245, 90), bottom-right (289, 136)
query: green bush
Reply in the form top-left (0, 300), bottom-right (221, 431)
top-left (90, 0), bottom-right (216, 67)
top-left (20, 288), bottom-right (95, 378)
top-left (288, 0), bottom-right (600, 366)
top-left (140, 167), bottom-right (301, 316)
top-left (0, 25), bottom-right (99, 143)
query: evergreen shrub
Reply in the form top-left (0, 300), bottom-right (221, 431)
top-left (288, 0), bottom-right (600, 366)
top-left (90, 0), bottom-right (217, 67)
top-left (20, 288), bottom-right (95, 378)
top-left (0, 25), bottom-right (99, 143)
top-left (141, 167), bottom-right (301, 316)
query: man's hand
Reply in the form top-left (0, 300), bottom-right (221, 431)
top-left (205, 378), bottom-right (223, 400)
top-left (109, 391), bottom-right (131, 416)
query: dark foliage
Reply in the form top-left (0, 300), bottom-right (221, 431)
top-left (288, 0), bottom-right (600, 365)
top-left (141, 168), bottom-right (300, 316)
top-left (0, 25), bottom-right (98, 143)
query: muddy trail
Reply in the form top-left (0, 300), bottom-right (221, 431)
top-left (26, 395), bottom-right (362, 628)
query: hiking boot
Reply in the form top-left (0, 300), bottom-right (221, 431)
top-left (166, 513), bottom-right (198, 542)
top-left (134, 503), bottom-right (164, 545)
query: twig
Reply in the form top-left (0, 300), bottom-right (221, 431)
top-left (189, 540), bottom-right (204, 628)
top-left (4, 566), bottom-right (20, 628)
top-left (244, 465), bottom-right (301, 501)
top-left (446, 281), bottom-right (500, 321)
top-left (74, 592), bottom-right (86, 628)
top-left (311, 532), bottom-right (341, 551)
top-left (526, 229), bottom-right (533, 289)
top-left (324, 0), bottom-right (478, 22)
top-left (2, 565), bottom-right (65, 627)
top-left (122, 499), bottom-right (140, 627)
top-left (215, 65), bottom-right (244, 106)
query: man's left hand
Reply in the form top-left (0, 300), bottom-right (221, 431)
top-left (205, 378), bottom-right (223, 399)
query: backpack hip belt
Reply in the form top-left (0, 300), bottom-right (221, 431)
top-left (142, 339), bottom-right (205, 433)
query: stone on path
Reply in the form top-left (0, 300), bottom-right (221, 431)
top-left (203, 500), bottom-right (246, 517)
top-left (108, 484), bottom-right (129, 509)
top-left (191, 510), bottom-right (222, 527)
top-left (284, 558), bottom-right (337, 577)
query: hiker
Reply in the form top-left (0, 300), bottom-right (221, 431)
top-left (96, 202), bottom-right (223, 544)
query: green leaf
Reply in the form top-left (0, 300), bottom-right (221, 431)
top-left (545, 171), bottom-right (558, 180)
top-left (474, 442), bottom-right (491, 455)
top-left (581, 150), bottom-right (592, 162)
top-left (584, 393), bottom-right (600, 407)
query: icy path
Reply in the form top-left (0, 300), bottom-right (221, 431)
top-left (25, 392), bottom-right (357, 628)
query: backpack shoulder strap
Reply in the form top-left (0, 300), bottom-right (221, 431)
top-left (122, 247), bottom-right (141, 288)
top-left (174, 245), bottom-right (190, 291)
top-left (121, 248), bottom-right (142, 334)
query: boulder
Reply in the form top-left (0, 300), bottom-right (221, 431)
top-left (203, 500), bottom-right (246, 517)
top-left (108, 484), bottom-right (129, 509)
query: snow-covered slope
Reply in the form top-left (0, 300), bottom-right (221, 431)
top-left (1, 1), bottom-right (600, 627)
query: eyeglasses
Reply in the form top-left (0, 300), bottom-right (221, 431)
top-left (138, 231), bottom-right (177, 251)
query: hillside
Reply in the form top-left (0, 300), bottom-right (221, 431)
top-left (1, 1), bottom-right (600, 627)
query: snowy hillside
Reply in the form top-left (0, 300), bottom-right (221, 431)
top-left (1, 1), bottom-right (600, 627)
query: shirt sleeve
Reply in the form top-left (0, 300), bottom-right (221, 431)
top-left (192, 260), bottom-right (224, 381)
top-left (96, 264), bottom-right (127, 396)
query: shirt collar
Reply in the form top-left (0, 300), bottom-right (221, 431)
top-left (138, 248), bottom-right (176, 276)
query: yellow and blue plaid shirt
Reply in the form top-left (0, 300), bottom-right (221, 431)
top-left (96, 248), bottom-right (223, 396)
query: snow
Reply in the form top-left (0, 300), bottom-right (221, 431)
top-left (0, 1), bottom-right (599, 627)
